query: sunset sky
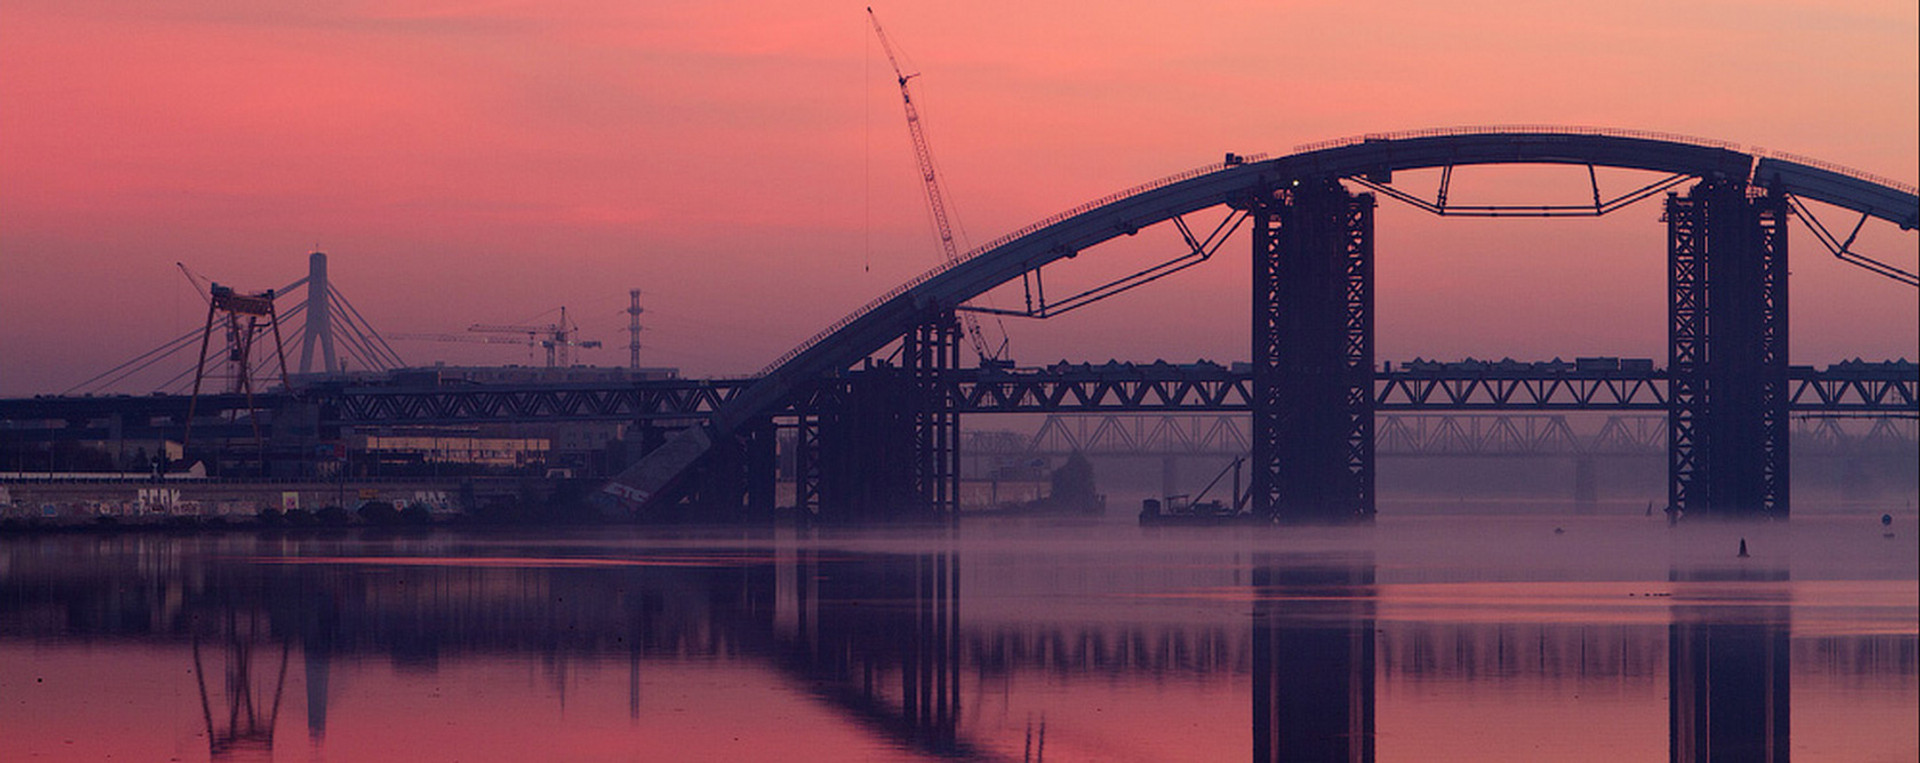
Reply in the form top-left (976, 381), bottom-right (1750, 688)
top-left (2, 0), bottom-right (1915, 395)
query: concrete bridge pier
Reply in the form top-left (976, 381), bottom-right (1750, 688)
top-left (1251, 179), bottom-right (1376, 522)
top-left (1160, 455), bottom-right (1179, 501)
top-left (688, 431), bottom-right (749, 519)
top-left (1666, 181), bottom-right (1790, 518)
top-left (1574, 455), bottom-right (1599, 513)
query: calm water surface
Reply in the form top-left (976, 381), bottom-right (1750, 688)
top-left (2, 513), bottom-right (1914, 761)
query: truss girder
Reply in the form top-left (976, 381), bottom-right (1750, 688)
top-left (1249, 180), bottom-right (1376, 522)
top-left (792, 313), bottom-right (961, 522)
top-left (998, 414), bottom-right (1675, 457)
top-left (1666, 182), bottom-right (1791, 518)
top-left (4, 366), bottom-right (1913, 446)
top-left (327, 382), bottom-right (751, 424)
top-left (904, 313), bottom-right (963, 517)
top-left (976, 413), bottom-right (1908, 460)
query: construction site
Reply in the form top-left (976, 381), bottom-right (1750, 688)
top-left (1, 14), bottom-right (1915, 527)
top-left (0, 250), bottom-right (687, 519)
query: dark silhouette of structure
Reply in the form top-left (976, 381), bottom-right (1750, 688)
top-left (1253, 556), bottom-right (1376, 762)
top-left (184, 283), bottom-right (292, 459)
top-left (1, 129), bottom-right (1912, 519)
top-left (1669, 567), bottom-right (1791, 762)
top-left (602, 128), bottom-right (1917, 522)
top-left (8, 535), bottom-right (1918, 759)
top-left (1666, 183), bottom-right (1792, 518)
top-left (1251, 181), bottom-right (1376, 523)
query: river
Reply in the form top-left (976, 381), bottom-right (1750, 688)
top-left (2, 511), bottom-right (1914, 761)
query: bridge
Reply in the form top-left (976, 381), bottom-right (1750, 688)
top-left (596, 127), bottom-right (1918, 522)
top-left (3, 362), bottom-right (1911, 441)
top-left (976, 413), bottom-right (1915, 459)
top-left (3, 128), bottom-right (1913, 519)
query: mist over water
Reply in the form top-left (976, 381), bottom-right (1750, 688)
top-left (2, 509), bottom-right (1913, 761)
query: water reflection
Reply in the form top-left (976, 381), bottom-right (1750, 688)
top-left (0, 527), bottom-right (1912, 761)
top-left (193, 611), bottom-right (291, 760)
top-left (1253, 556), bottom-right (1375, 762)
top-left (1669, 566), bottom-right (1791, 763)
top-left (774, 550), bottom-right (965, 755)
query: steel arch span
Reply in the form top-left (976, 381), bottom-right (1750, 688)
top-left (604, 127), bottom-right (1920, 513)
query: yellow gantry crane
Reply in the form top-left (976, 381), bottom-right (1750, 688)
top-left (868, 7), bottom-right (1011, 367)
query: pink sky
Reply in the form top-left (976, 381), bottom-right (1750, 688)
top-left (2, 0), bottom-right (1915, 395)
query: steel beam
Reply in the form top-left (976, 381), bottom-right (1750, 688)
top-left (743, 417), bottom-right (777, 519)
top-left (1666, 182), bottom-right (1790, 518)
top-left (1251, 180), bottom-right (1375, 522)
top-left (789, 383), bottom-right (838, 518)
top-left (805, 312), bottom-right (961, 522)
top-left (903, 312), bottom-right (962, 518)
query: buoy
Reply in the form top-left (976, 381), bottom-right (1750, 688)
top-left (1737, 538), bottom-right (1750, 558)
top-left (1554, 527), bottom-right (1565, 535)
top-left (1883, 513), bottom-right (1894, 527)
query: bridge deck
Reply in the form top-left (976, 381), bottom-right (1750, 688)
top-left (1, 366), bottom-right (1911, 442)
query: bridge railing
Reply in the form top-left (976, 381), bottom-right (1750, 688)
top-left (1290, 124), bottom-right (1744, 154)
top-left (760, 153), bottom-right (1270, 375)
top-left (760, 127), bottom-right (1915, 378)
top-left (1754, 148), bottom-right (1920, 196)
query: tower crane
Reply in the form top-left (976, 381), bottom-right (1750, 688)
top-left (868, 7), bottom-right (1010, 367)
top-left (469, 307), bottom-right (602, 368)
top-left (387, 332), bottom-right (540, 353)
top-left (393, 307), bottom-right (602, 368)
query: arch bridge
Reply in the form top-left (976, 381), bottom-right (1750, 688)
top-left (603, 127), bottom-right (1920, 522)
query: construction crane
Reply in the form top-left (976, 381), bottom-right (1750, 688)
top-left (387, 331), bottom-right (539, 353)
top-left (393, 307), bottom-right (602, 368)
top-left (868, 7), bottom-right (1010, 367)
top-left (468, 307), bottom-right (602, 368)
top-left (176, 262), bottom-right (214, 304)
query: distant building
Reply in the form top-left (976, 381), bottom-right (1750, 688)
top-left (357, 432), bottom-right (550, 468)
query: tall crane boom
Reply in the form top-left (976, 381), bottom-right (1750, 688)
top-left (868, 7), bottom-right (1008, 366)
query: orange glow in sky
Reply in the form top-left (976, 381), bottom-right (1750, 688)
top-left (1, 1), bottom-right (1915, 393)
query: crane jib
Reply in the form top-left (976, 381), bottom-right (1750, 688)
top-left (868, 8), bottom-right (1010, 364)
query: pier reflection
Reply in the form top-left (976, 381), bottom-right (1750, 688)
top-left (771, 549), bottom-right (966, 755)
top-left (0, 531), bottom-right (1910, 761)
top-left (1252, 555), bottom-right (1376, 763)
top-left (1669, 566), bottom-right (1791, 763)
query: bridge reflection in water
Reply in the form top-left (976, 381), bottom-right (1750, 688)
top-left (0, 529), bottom-right (1908, 761)
top-left (1669, 567), bottom-right (1792, 763)
top-left (1253, 557), bottom-right (1376, 762)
